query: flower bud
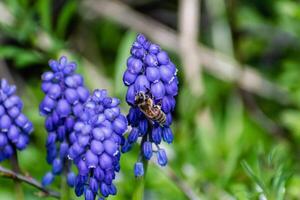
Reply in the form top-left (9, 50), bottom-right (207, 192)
top-left (134, 162), bottom-right (144, 177)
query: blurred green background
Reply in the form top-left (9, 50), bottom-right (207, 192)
top-left (1, 0), bottom-right (300, 199)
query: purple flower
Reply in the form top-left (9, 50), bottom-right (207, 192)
top-left (134, 162), bottom-right (144, 177)
top-left (0, 79), bottom-right (33, 162)
top-left (40, 56), bottom-right (90, 183)
top-left (122, 34), bottom-right (178, 169)
top-left (42, 172), bottom-right (54, 187)
top-left (127, 128), bottom-right (139, 143)
top-left (67, 172), bottom-right (76, 187)
top-left (85, 189), bottom-right (94, 200)
top-left (157, 149), bottom-right (168, 166)
top-left (142, 141), bottom-right (153, 160)
top-left (68, 89), bottom-right (127, 199)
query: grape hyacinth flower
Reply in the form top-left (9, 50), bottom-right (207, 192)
top-left (0, 79), bottom-right (33, 162)
top-left (122, 34), bottom-right (178, 176)
top-left (40, 56), bottom-right (90, 186)
top-left (68, 89), bottom-right (127, 200)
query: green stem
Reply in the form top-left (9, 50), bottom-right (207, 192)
top-left (10, 151), bottom-right (24, 200)
top-left (132, 158), bottom-right (148, 200)
top-left (132, 134), bottom-right (149, 200)
top-left (60, 162), bottom-right (70, 200)
top-left (14, 180), bottom-right (24, 200)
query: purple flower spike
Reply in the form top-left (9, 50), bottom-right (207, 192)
top-left (69, 89), bottom-right (127, 199)
top-left (160, 65), bottom-right (174, 83)
top-left (122, 34), bottom-right (178, 172)
top-left (0, 79), bottom-right (33, 162)
top-left (149, 44), bottom-right (161, 54)
top-left (56, 99), bottom-right (71, 117)
top-left (40, 56), bottom-right (90, 183)
top-left (151, 81), bottom-right (166, 100)
top-left (0, 115), bottom-right (11, 131)
top-left (126, 85), bottom-right (135, 105)
top-left (162, 127), bottom-right (174, 144)
top-left (128, 128), bottom-right (139, 143)
top-left (145, 54), bottom-right (158, 67)
top-left (0, 133), bottom-right (8, 147)
top-left (165, 78), bottom-right (178, 96)
top-left (52, 158), bottom-right (63, 174)
top-left (146, 67), bottom-right (160, 83)
top-left (134, 162), bottom-right (144, 177)
top-left (134, 75), bottom-right (150, 93)
top-left (157, 149), bottom-right (168, 166)
top-left (67, 172), bottom-right (76, 187)
top-left (86, 150), bottom-right (99, 168)
top-left (85, 189), bottom-right (94, 200)
top-left (89, 178), bottom-right (98, 193)
top-left (157, 51), bottom-right (170, 65)
top-left (152, 126), bottom-right (162, 144)
top-left (123, 70), bottom-right (137, 86)
top-left (91, 140), bottom-right (104, 155)
top-left (142, 141), bottom-right (153, 160)
top-left (127, 58), bottom-right (143, 74)
top-left (42, 172), bottom-right (54, 187)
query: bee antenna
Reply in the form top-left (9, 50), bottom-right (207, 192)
top-left (143, 86), bottom-right (154, 99)
top-left (143, 86), bottom-right (150, 93)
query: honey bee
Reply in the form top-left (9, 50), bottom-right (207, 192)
top-left (135, 92), bottom-right (166, 126)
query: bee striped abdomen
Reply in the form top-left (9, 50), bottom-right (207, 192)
top-left (153, 110), bottom-right (166, 125)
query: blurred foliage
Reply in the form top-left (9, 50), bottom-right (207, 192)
top-left (1, 0), bottom-right (300, 200)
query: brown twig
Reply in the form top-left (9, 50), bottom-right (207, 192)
top-left (206, 0), bottom-right (234, 56)
top-left (0, 165), bottom-right (60, 199)
top-left (81, 0), bottom-right (290, 105)
top-left (179, 0), bottom-right (203, 96)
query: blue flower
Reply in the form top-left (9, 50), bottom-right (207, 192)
top-left (42, 172), bottom-right (54, 187)
top-left (40, 56), bottom-right (90, 186)
top-left (122, 34), bottom-right (178, 174)
top-left (0, 79), bottom-right (33, 162)
top-left (134, 162), bottom-right (144, 177)
top-left (68, 89), bottom-right (127, 199)
top-left (142, 141), bottom-right (153, 160)
top-left (157, 149), bottom-right (168, 166)
top-left (67, 172), bottom-right (76, 187)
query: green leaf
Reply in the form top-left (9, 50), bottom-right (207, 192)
top-left (0, 46), bottom-right (43, 68)
top-left (178, 87), bottom-right (200, 123)
top-left (36, 0), bottom-right (51, 32)
top-left (241, 160), bottom-right (267, 194)
top-left (280, 110), bottom-right (300, 139)
top-left (56, 0), bottom-right (77, 37)
top-left (114, 31), bottom-right (136, 98)
top-left (15, 51), bottom-right (43, 67)
top-left (0, 46), bottom-right (20, 58)
top-left (5, 0), bottom-right (20, 16)
top-left (221, 95), bottom-right (244, 183)
top-left (132, 159), bottom-right (148, 200)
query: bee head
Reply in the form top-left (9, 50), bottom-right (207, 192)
top-left (135, 92), bottom-right (148, 105)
